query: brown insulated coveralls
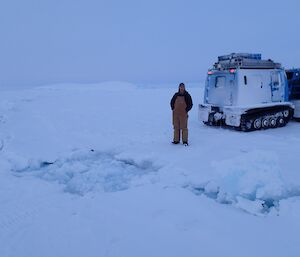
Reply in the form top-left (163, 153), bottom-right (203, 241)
top-left (170, 91), bottom-right (193, 143)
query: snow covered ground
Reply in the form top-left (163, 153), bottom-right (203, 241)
top-left (0, 82), bottom-right (300, 257)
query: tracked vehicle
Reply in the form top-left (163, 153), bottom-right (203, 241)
top-left (199, 53), bottom-right (294, 131)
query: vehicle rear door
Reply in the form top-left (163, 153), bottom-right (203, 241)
top-left (271, 70), bottom-right (284, 102)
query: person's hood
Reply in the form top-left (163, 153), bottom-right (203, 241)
top-left (177, 89), bottom-right (188, 95)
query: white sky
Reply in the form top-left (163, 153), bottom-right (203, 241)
top-left (1, 0), bottom-right (300, 87)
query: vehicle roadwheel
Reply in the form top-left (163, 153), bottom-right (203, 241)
top-left (283, 110), bottom-right (289, 118)
top-left (277, 117), bottom-right (286, 127)
top-left (253, 118), bottom-right (262, 130)
top-left (269, 117), bottom-right (277, 128)
top-left (262, 117), bottom-right (269, 128)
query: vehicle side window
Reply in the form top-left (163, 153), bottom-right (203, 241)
top-left (215, 76), bottom-right (226, 88)
top-left (244, 76), bottom-right (247, 85)
top-left (272, 73), bottom-right (279, 86)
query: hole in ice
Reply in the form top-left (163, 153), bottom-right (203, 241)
top-left (13, 149), bottom-right (159, 195)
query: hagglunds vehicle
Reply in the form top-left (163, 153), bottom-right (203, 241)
top-left (199, 53), bottom-right (294, 131)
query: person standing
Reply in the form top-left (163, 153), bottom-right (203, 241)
top-left (170, 83), bottom-right (193, 145)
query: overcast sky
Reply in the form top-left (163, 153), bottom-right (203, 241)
top-left (1, 0), bottom-right (300, 87)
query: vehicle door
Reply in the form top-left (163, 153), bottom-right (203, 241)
top-left (270, 70), bottom-right (284, 102)
top-left (207, 74), bottom-right (234, 106)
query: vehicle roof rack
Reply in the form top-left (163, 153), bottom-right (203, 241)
top-left (218, 53), bottom-right (262, 61)
top-left (214, 53), bottom-right (282, 70)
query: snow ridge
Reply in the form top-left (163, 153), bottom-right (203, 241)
top-left (189, 151), bottom-right (300, 215)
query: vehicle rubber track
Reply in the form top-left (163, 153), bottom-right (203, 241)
top-left (240, 105), bottom-right (294, 132)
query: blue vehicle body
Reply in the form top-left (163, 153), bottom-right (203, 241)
top-left (286, 69), bottom-right (300, 118)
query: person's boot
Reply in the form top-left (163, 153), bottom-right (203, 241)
top-left (173, 129), bottom-right (180, 143)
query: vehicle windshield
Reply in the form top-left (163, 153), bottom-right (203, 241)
top-left (286, 72), bottom-right (294, 80)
